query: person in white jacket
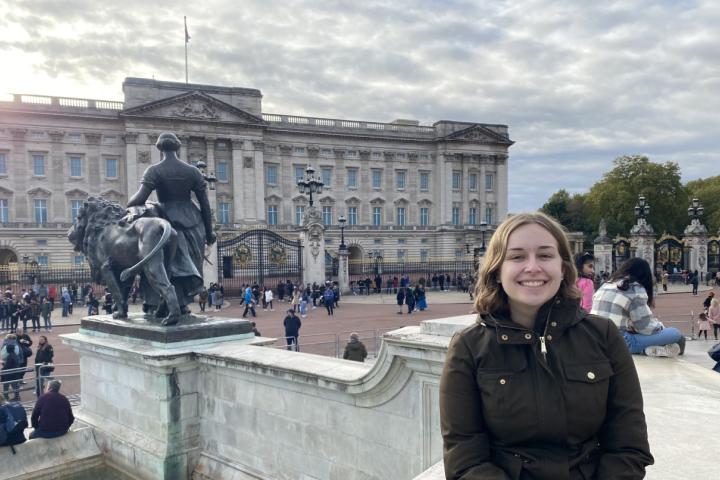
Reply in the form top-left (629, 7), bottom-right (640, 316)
top-left (264, 288), bottom-right (274, 311)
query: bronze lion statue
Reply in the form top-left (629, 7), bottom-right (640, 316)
top-left (68, 196), bottom-right (183, 325)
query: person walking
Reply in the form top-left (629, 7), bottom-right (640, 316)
top-left (691, 269), bottom-right (699, 296)
top-left (343, 333), bottom-right (368, 362)
top-left (415, 284), bottom-right (427, 311)
top-left (61, 288), bottom-right (71, 318)
top-left (405, 284), bottom-right (416, 314)
top-left (323, 288), bottom-right (334, 316)
top-left (697, 312), bottom-right (711, 340)
top-left (264, 288), bottom-right (274, 311)
top-left (283, 309), bottom-right (301, 351)
top-left (396, 287), bottom-right (406, 314)
top-left (709, 298), bottom-right (720, 340)
top-left (197, 287), bottom-right (208, 312)
top-left (40, 297), bottom-right (52, 332)
top-left (242, 298), bottom-right (257, 318)
top-left (703, 291), bottom-right (714, 313)
top-left (1, 341), bottom-right (22, 401)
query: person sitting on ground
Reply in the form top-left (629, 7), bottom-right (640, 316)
top-left (30, 379), bottom-right (74, 439)
top-left (591, 257), bottom-right (685, 357)
top-left (343, 332), bottom-right (368, 362)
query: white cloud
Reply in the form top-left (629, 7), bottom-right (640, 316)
top-left (1, 0), bottom-right (718, 210)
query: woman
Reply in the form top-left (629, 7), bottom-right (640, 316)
top-left (34, 336), bottom-right (54, 397)
top-left (708, 297), bottom-right (720, 341)
top-left (126, 132), bottom-right (216, 317)
top-left (592, 257), bottom-right (684, 357)
top-left (575, 252), bottom-right (595, 311)
top-left (440, 212), bottom-right (652, 479)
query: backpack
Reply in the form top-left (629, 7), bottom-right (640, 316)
top-left (1, 403), bottom-right (28, 448)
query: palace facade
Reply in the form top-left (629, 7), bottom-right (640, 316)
top-left (0, 77), bottom-right (512, 273)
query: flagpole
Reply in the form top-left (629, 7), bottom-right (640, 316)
top-left (184, 16), bottom-right (189, 84)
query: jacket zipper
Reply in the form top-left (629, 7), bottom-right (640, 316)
top-left (538, 302), bottom-right (554, 363)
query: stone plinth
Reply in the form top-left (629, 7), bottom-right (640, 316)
top-left (62, 316), bottom-right (257, 480)
top-left (300, 205), bottom-right (326, 285)
top-left (338, 248), bottom-right (349, 293)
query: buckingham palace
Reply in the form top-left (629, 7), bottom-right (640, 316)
top-left (0, 77), bottom-right (512, 282)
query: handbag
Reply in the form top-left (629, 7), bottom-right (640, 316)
top-left (21, 343), bottom-right (32, 359)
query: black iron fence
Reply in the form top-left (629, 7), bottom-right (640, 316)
top-left (0, 264), bottom-right (95, 293)
top-left (348, 258), bottom-right (474, 286)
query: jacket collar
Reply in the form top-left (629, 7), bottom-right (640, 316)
top-left (479, 297), bottom-right (584, 345)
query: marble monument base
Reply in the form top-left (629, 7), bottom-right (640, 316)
top-left (62, 314), bottom-right (260, 480)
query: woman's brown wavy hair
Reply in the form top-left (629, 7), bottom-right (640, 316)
top-left (473, 212), bottom-right (581, 316)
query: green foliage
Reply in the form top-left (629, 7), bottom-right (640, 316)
top-left (541, 189), bottom-right (592, 235)
top-left (584, 155), bottom-right (688, 237)
top-left (686, 175), bottom-right (720, 234)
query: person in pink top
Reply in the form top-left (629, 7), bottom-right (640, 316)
top-left (708, 297), bottom-right (720, 340)
top-left (575, 252), bottom-right (595, 311)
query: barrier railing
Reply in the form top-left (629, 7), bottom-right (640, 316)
top-left (0, 363), bottom-right (80, 411)
top-left (271, 329), bottom-right (390, 360)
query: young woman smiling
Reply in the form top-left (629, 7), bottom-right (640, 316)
top-left (440, 212), bottom-right (653, 479)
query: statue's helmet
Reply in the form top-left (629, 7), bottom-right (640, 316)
top-left (156, 132), bottom-right (181, 152)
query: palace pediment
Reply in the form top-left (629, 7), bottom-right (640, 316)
top-left (120, 91), bottom-right (266, 126)
top-left (440, 124), bottom-right (514, 145)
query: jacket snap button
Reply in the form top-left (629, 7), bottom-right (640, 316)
top-left (501, 334), bottom-right (509, 341)
top-left (587, 371), bottom-right (596, 380)
top-left (550, 322), bottom-right (557, 327)
top-left (499, 379), bottom-right (506, 385)
top-left (524, 333), bottom-right (532, 340)
top-left (546, 335), bottom-right (553, 341)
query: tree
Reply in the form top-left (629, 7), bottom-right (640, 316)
top-left (686, 175), bottom-right (720, 235)
top-left (541, 189), bottom-right (592, 236)
top-left (584, 155), bottom-right (688, 237)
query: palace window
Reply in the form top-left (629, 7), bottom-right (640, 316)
top-left (346, 150), bottom-right (358, 158)
top-left (321, 148), bottom-right (333, 157)
top-left (32, 154), bottom-right (46, 176)
top-left (68, 133), bottom-right (81, 143)
top-left (420, 249), bottom-right (429, 262)
top-left (372, 152), bottom-right (382, 160)
top-left (294, 166), bottom-right (305, 184)
top-left (321, 168), bottom-right (332, 187)
top-left (396, 170), bottom-right (406, 190)
top-left (105, 158), bottom-right (118, 179)
top-left (218, 203), bottom-right (230, 224)
top-left (71, 200), bottom-right (83, 223)
top-left (372, 207), bottom-right (382, 226)
top-left (0, 199), bottom-right (8, 223)
top-left (295, 206), bottom-right (305, 225)
top-left (267, 205), bottom-right (278, 225)
top-left (294, 146), bottom-right (306, 155)
top-left (469, 173), bottom-right (477, 191)
top-left (0, 153), bottom-right (6, 174)
top-left (266, 165), bottom-right (278, 186)
top-left (469, 207), bottom-right (477, 225)
top-left (102, 136), bottom-right (116, 145)
top-left (396, 207), bottom-right (406, 226)
top-left (37, 255), bottom-right (49, 266)
top-left (34, 199), bottom-right (48, 224)
top-left (322, 206), bottom-right (333, 226)
top-left (397, 250), bottom-right (406, 262)
top-left (420, 172), bottom-right (429, 191)
top-left (217, 162), bottom-right (228, 182)
top-left (420, 207), bottom-right (429, 226)
top-left (485, 173), bottom-right (494, 191)
top-left (452, 171), bottom-right (462, 190)
top-left (348, 206), bottom-right (358, 225)
top-left (346, 168), bottom-right (358, 188)
top-left (372, 169), bottom-right (382, 189)
top-left (452, 207), bottom-right (461, 226)
top-left (74, 255), bottom-right (85, 265)
top-left (485, 206), bottom-right (494, 224)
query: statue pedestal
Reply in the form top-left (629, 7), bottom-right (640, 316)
top-left (62, 315), bottom-right (256, 480)
top-left (684, 219), bottom-right (708, 279)
top-left (630, 219), bottom-right (655, 273)
top-left (299, 206), bottom-right (326, 285)
top-left (338, 248), bottom-right (349, 293)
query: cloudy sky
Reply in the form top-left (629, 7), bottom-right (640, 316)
top-left (1, 0), bottom-right (718, 211)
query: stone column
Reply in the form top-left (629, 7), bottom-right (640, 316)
top-left (252, 140), bottom-right (265, 222)
top-left (48, 130), bottom-right (66, 221)
top-left (204, 137), bottom-right (219, 285)
top-left (593, 219), bottom-right (614, 276)
top-left (684, 219), bottom-right (708, 280)
top-left (124, 132), bottom-right (139, 197)
top-left (338, 247), bottom-right (349, 293)
top-left (495, 155), bottom-right (509, 220)
top-left (439, 153), bottom-right (452, 225)
top-left (630, 219), bottom-right (655, 273)
top-left (300, 206), bottom-right (326, 285)
top-left (230, 138), bottom-right (246, 224)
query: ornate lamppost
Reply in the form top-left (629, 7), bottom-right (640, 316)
top-left (685, 197), bottom-right (708, 279)
top-left (338, 215), bottom-right (347, 250)
top-left (296, 165), bottom-right (324, 207)
top-left (630, 195), bottom-right (655, 271)
top-left (195, 161), bottom-right (217, 190)
top-left (687, 198), bottom-right (704, 223)
top-left (634, 195), bottom-right (650, 223)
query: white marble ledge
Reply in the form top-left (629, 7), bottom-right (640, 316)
top-left (419, 314), bottom-right (476, 336)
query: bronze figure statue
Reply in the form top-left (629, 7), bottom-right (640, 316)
top-left (125, 132), bottom-right (217, 322)
top-left (68, 197), bottom-right (180, 324)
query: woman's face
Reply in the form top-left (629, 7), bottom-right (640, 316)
top-left (582, 261), bottom-right (595, 277)
top-left (500, 223), bottom-right (564, 311)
